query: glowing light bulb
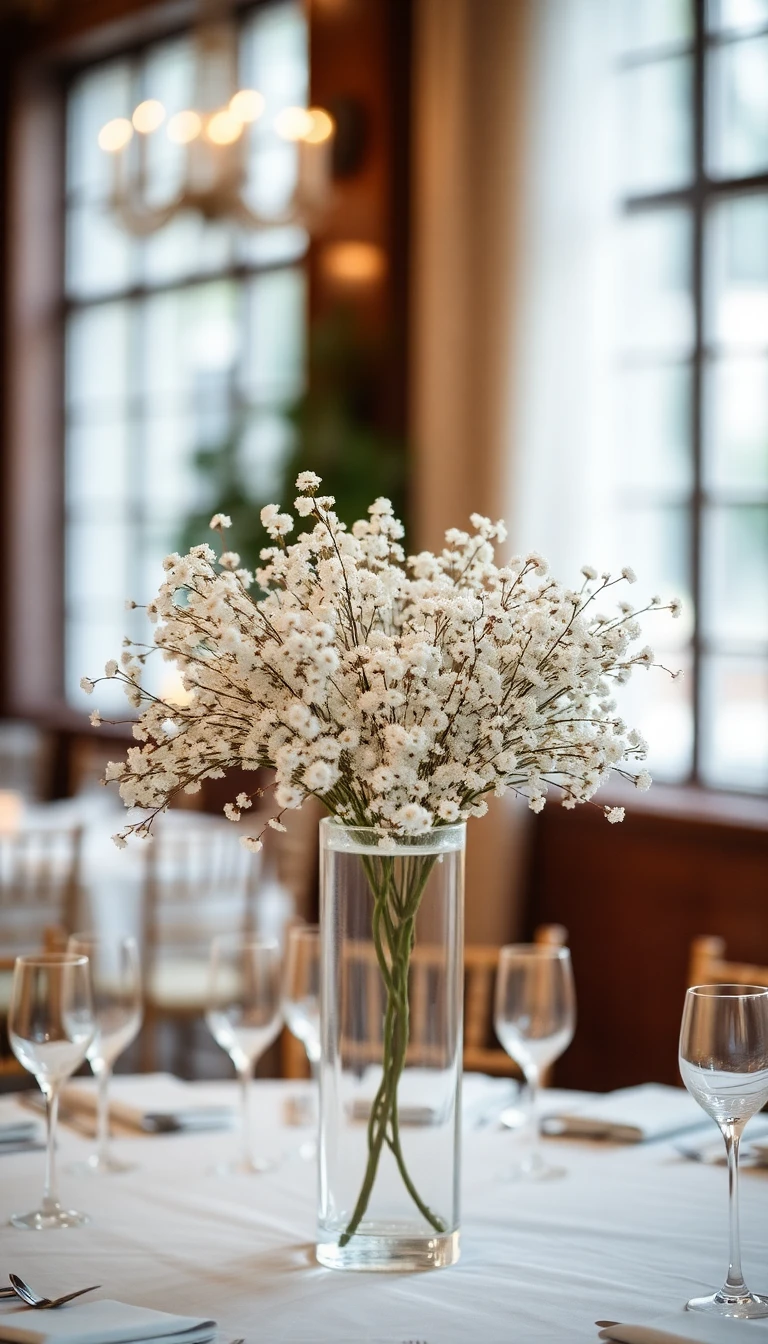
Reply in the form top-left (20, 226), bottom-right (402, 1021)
top-left (97, 118), bottom-right (134, 153)
top-left (132, 99), bottom-right (166, 134)
top-left (206, 109), bottom-right (243, 145)
top-left (303, 108), bottom-right (335, 144)
top-left (229, 89), bottom-right (265, 124)
top-left (274, 106), bottom-right (314, 141)
top-left (167, 110), bottom-right (202, 144)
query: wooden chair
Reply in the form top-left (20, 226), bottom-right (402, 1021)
top-left (688, 936), bottom-right (768, 991)
top-left (140, 819), bottom-right (257, 1071)
top-left (281, 923), bottom-right (569, 1080)
top-left (0, 827), bottom-right (82, 956)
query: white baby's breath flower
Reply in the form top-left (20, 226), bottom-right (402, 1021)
top-left (105, 659), bottom-right (118, 678)
top-left (224, 803), bottom-right (241, 822)
top-left (669, 597), bottom-right (682, 618)
top-left (210, 513), bottom-right (232, 530)
top-left (580, 565), bottom-right (598, 581)
top-left (621, 566), bottom-right (637, 584)
top-left (605, 806), bottom-right (625, 823)
top-left (80, 676), bottom-right (94, 694)
top-left (241, 836), bottom-right (263, 853)
top-left (296, 471), bottom-right (322, 492)
top-left (112, 833), bottom-right (128, 850)
top-left (267, 817), bottom-right (287, 832)
top-left (236, 793), bottom-right (252, 809)
top-left (635, 771), bottom-right (652, 792)
top-left (90, 710), bottom-right (102, 727)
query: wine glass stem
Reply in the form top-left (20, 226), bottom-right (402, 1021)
top-left (96, 1062), bottom-right (112, 1165)
top-left (723, 1124), bottom-right (747, 1296)
top-left (43, 1084), bottom-right (60, 1209)
top-left (238, 1063), bottom-right (253, 1166)
top-left (526, 1070), bottom-right (540, 1164)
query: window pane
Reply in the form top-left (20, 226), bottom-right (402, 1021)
top-left (708, 36), bottom-right (768, 178)
top-left (67, 615), bottom-right (130, 714)
top-left (67, 60), bottom-right (132, 202)
top-left (702, 504), bottom-right (768, 643)
top-left (708, 0), bottom-right (768, 34)
top-left (707, 194), bottom-right (768, 347)
top-left (140, 214), bottom-right (234, 287)
top-left (620, 58), bottom-right (694, 193)
top-left (614, 0), bottom-right (693, 53)
top-left (616, 504), bottom-right (693, 646)
top-left (701, 655), bottom-right (768, 789)
top-left (617, 363), bottom-right (693, 494)
top-left (619, 211), bottom-right (694, 355)
top-left (704, 357), bottom-right (768, 491)
top-left (141, 37), bottom-right (196, 207)
top-left (240, 268), bottom-right (305, 403)
top-left (66, 518), bottom-right (130, 607)
top-left (66, 419), bottom-right (131, 511)
top-left (142, 411), bottom-right (199, 525)
top-left (240, 409), bottom-right (296, 500)
top-left (617, 647), bottom-right (693, 782)
top-left (140, 282), bottom-right (238, 406)
top-left (66, 304), bottom-right (131, 411)
top-left (66, 201), bottom-right (134, 299)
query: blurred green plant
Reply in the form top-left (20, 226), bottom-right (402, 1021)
top-left (179, 308), bottom-right (407, 573)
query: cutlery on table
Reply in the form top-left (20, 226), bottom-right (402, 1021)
top-left (8, 1274), bottom-right (101, 1310)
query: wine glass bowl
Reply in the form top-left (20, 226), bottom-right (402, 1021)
top-left (679, 983), bottom-right (768, 1318)
top-left (206, 934), bottom-right (282, 1175)
top-left (8, 953), bottom-right (95, 1229)
top-left (68, 933), bottom-right (143, 1175)
top-left (494, 944), bottom-right (576, 1180)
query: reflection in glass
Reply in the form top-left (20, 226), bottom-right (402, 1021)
top-left (707, 194), bottom-right (768, 347)
top-left (705, 357), bottom-right (768, 491)
top-left (620, 57), bottom-right (693, 194)
top-left (620, 210), bottom-right (694, 355)
top-left (702, 505), bottom-right (768, 643)
top-left (618, 362), bottom-right (692, 492)
top-left (701, 656), bottom-right (768, 789)
top-left (709, 36), bottom-right (768, 180)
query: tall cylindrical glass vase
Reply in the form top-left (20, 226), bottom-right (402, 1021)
top-left (317, 819), bottom-right (465, 1272)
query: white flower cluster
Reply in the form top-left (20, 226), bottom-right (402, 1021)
top-left (86, 477), bottom-right (678, 848)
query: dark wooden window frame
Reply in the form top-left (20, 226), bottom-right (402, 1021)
top-left (621, 0), bottom-right (768, 794)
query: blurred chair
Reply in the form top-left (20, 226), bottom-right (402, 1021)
top-left (140, 819), bottom-right (257, 1072)
top-left (688, 935), bottom-right (768, 991)
top-left (282, 923), bottom-right (568, 1080)
top-left (0, 720), bottom-right (51, 801)
top-left (0, 827), bottom-right (82, 956)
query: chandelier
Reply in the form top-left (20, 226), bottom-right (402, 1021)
top-left (96, 2), bottom-right (335, 237)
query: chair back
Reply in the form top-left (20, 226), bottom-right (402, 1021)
top-left (0, 827), bottom-right (82, 955)
top-left (688, 936), bottom-right (768, 991)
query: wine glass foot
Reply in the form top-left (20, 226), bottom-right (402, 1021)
top-left (210, 1155), bottom-right (278, 1176)
top-left (501, 1151), bottom-right (567, 1182)
top-left (298, 1138), bottom-right (317, 1161)
top-left (499, 1104), bottom-right (528, 1131)
top-left (687, 1290), bottom-right (768, 1319)
top-left (67, 1152), bottom-right (137, 1176)
top-left (10, 1201), bottom-right (90, 1231)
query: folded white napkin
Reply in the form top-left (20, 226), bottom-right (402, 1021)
top-left (541, 1084), bottom-right (706, 1142)
top-left (0, 1121), bottom-right (40, 1144)
top-left (59, 1075), bottom-right (234, 1134)
top-left (598, 1311), bottom-right (768, 1343)
top-left (0, 1300), bottom-right (216, 1344)
top-left (347, 1068), bottom-right (514, 1126)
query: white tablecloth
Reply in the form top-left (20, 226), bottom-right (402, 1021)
top-left (1, 1081), bottom-right (767, 1344)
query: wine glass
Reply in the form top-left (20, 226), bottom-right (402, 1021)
top-left (8, 953), bottom-right (95, 1229)
top-left (282, 924), bottom-right (321, 1159)
top-left (494, 944), bottom-right (576, 1180)
top-left (68, 933), bottom-right (143, 1175)
top-left (679, 983), bottom-right (768, 1317)
top-left (206, 934), bottom-right (282, 1174)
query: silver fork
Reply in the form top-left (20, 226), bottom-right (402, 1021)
top-left (8, 1274), bottom-right (101, 1310)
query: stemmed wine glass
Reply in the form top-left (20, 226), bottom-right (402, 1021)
top-left (679, 983), bottom-right (768, 1318)
top-left (68, 933), bottom-right (143, 1175)
top-left (8, 953), bottom-right (95, 1229)
top-left (282, 924), bottom-right (321, 1159)
top-left (206, 934), bottom-right (282, 1175)
top-left (494, 944), bottom-right (576, 1180)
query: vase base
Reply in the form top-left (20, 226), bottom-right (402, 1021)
top-left (316, 1227), bottom-right (459, 1272)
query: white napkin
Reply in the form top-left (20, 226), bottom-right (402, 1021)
top-left (598, 1311), bottom-right (768, 1343)
top-left (59, 1075), bottom-right (234, 1134)
top-left (541, 1084), bottom-right (706, 1142)
top-left (0, 1300), bottom-right (216, 1344)
top-left (346, 1068), bottom-right (514, 1126)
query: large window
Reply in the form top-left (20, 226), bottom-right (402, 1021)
top-left (65, 3), bottom-right (307, 713)
top-left (616, 0), bottom-right (768, 793)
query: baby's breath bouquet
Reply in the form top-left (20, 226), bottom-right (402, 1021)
top-left (83, 472), bottom-right (677, 1245)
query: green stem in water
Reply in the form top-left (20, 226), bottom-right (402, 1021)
top-left (339, 852), bottom-right (445, 1247)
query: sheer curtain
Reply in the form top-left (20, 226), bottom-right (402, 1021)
top-left (410, 0), bottom-right (617, 943)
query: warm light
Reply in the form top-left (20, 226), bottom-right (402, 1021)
top-left (229, 89), bottom-right (265, 124)
top-left (274, 106), bottom-right (314, 141)
top-left (0, 790), bottom-right (24, 837)
top-left (321, 241), bottom-right (387, 286)
top-left (167, 110), bottom-right (202, 144)
top-left (303, 108), bottom-right (335, 144)
top-left (206, 109), bottom-right (243, 145)
top-left (132, 99), bottom-right (166, 134)
top-left (97, 118), bottom-right (134, 153)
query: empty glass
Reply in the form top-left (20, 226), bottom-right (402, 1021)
top-left (68, 933), bottom-right (143, 1174)
top-left (494, 944), bottom-right (576, 1180)
top-left (679, 983), bottom-right (768, 1317)
top-left (282, 924), bottom-right (320, 1159)
top-left (8, 953), bottom-right (95, 1229)
top-left (206, 935), bottom-right (282, 1175)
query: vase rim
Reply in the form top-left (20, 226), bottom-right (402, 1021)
top-left (320, 817), bottom-right (466, 856)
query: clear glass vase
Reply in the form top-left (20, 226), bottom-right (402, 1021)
top-left (317, 819), bottom-right (465, 1272)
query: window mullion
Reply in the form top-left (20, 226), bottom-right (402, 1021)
top-left (691, 0), bottom-right (706, 784)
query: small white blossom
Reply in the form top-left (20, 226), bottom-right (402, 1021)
top-left (267, 817), bottom-right (287, 832)
top-left (236, 793), bottom-right (252, 809)
top-left (105, 659), bottom-right (118, 678)
top-left (605, 806), bottom-right (625, 823)
top-left (241, 836), bottom-right (263, 852)
top-left (80, 676), bottom-right (94, 694)
top-left (90, 710), bottom-right (102, 727)
top-left (669, 597), bottom-right (682, 618)
top-left (635, 771), bottom-right (652, 791)
top-left (621, 567), bottom-right (637, 584)
top-left (210, 513), bottom-right (232, 530)
top-left (296, 471), bottom-right (322, 492)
